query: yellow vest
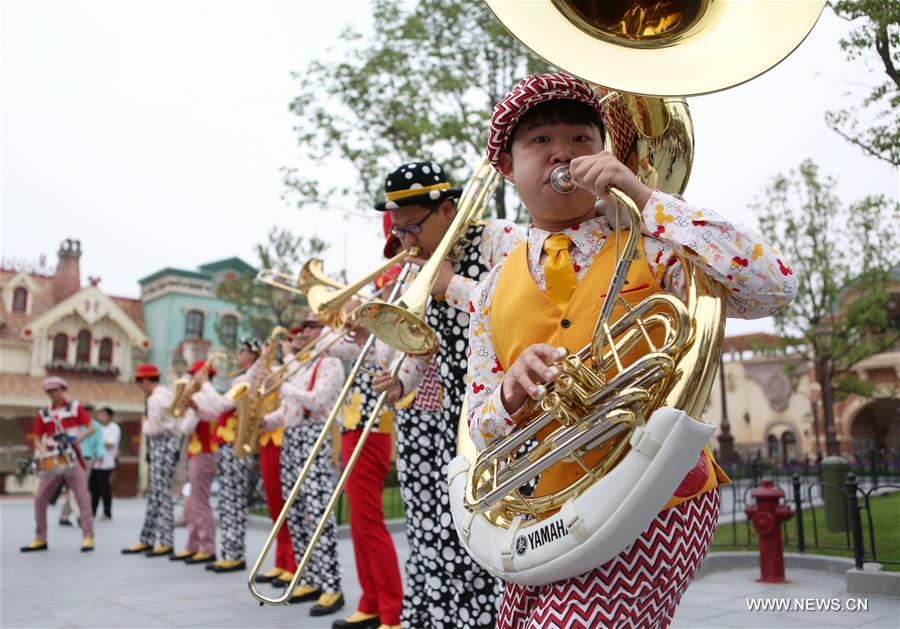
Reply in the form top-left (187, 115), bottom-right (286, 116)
top-left (490, 232), bottom-right (728, 509)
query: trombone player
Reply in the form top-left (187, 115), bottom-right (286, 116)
top-left (371, 161), bottom-right (523, 628)
top-left (263, 315), bottom-right (346, 617)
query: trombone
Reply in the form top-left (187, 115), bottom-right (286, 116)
top-left (247, 260), bottom-right (418, 605)
top-left (358, 158), bottom-right (500, 355)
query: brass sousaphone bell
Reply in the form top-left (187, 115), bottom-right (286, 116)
top-left (446, 0), bottom-right (825, 586)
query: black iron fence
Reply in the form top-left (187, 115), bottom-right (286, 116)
top-left (714, 453), bottom-right (900, 570)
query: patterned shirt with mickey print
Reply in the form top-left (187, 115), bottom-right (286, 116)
top-left (466, 189), bottom-right (798, 450)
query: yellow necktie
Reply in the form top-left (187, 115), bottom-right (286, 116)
top-left (542, 233), bottom-right (578, 308)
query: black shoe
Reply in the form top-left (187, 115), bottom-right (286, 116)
top-left (185, 553), bottom-right (216, 565)
top-left (121, 543), bottom-right (152, 554)
top-left (210, 559), bottom-right (246, 573)
top-left (332, 614), bottom-right (381, 629)
top-left (272, 576), bottom-right (293, 589)
top-left (58, 520), bottom-right (73, 527)
top-left (310, 593), bottom-right (344, 617)
top-left (20, 541), bottom-right (48, 553)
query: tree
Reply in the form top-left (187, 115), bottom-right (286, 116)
top-left (754, 159), bottom-right (899, 456)
top-left (827, 1), bottom-right (899, 166)
top-left (282, 0), bottom-right (547, 221)
top-left (216, 227), bottom-right (328, 341)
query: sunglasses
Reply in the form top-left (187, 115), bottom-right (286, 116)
top-left (389, 208), bottom-right (438, 238)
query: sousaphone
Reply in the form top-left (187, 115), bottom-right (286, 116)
top-left (447, 0), bottom-right (825, 586)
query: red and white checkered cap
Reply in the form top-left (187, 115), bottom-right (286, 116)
top-left (486, 72), bottom-right (606, 168)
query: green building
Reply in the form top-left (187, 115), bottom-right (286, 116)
top-left (139, 257), bottom-right (255, 381)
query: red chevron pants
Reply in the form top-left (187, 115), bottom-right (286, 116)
top-left (497, 489), bottom-right (720, 629)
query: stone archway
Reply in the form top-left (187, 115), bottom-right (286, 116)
top-left (849, 398), bottom-right (900, 455)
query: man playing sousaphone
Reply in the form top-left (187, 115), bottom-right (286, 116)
top-left (20, 376), bottom-right (95, 553)
top-left (465, 72), bottom-right (798, 628)
top-left (370, 161), bottom-right (523, 628)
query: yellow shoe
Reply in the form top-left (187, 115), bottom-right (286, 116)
top-left (146, 545), bottom-right (173, 557)
top-left (80, 535), bottom-right (94, 552)
top-left (185, 552), bottom-right (215, 565)
top-left (254, 566), bottom-right (284, 583)
top-left (121, 542), bottom-right (151, 554)
top-left (170, 550), bottom-right (195, 561)
top-left (310, 591), bottom-right (344, 616)
top-left (20, 539), bottom-right (48, 552)
top-left (210, 559), bottom-right (246, 573)
top-left (343, 612), bottom-right (379, 623)
top-left (377, 625), bottom-right (402, 629)
top-left (289, 584), bottom-right (322, 603)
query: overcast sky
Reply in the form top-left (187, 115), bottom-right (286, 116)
top-left (2, 0), bottom-right (898, 338)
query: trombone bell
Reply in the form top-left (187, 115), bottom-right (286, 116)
top-left (358, 300), bottom-right (440, 356)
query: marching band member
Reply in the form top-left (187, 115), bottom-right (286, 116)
top-left (20, 376), bottom-right (95, 553)
top-left (207, 337), bottom-right (262, 573)
top-left (467, 72), bottom-right (796, 628)
top-left (324, 256), bottom-right (432, 629)
top-left (170, 360), bottom-right (222, 565)
top-left (251, 329), bottom-right (298, 589)
top-left (263, 316), bottom-right (345, 616)
top-left (122, 363), bottom-right (180, 557)
top-left (372, 161), bottom-right (523, 628)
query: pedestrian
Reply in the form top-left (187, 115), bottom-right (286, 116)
top-left (90, 406), bottom-right (120, 519)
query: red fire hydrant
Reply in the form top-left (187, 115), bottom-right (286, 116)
top-left (744, 479), bottom-right (794, 583)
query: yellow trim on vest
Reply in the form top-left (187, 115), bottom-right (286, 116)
top-left (215, 416), bottom-right (237, 444)
top-left (342, 391), bottom-right (395, 434)
top-left (259, 426), bottom-right (284, 447)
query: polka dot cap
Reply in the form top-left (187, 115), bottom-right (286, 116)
top-left (375, 160), bottom-right (463, 212)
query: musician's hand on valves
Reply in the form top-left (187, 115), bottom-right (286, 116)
top-left (500, 344), bottom-right (566, 414)
top-left (371, 372), bottom-right (404, 404)
top-left (569, 151), bottom-right (652, 210)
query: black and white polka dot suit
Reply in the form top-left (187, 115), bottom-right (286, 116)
top-left (396, 223), bottom-right (503, 629)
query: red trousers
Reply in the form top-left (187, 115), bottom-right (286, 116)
top-left (258, 440), bottom-right (296, 573)
top-left (342, 430), bottom-right (403, 625)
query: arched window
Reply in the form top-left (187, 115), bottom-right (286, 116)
top-left (12, 287), bottom-right (28, 312)
top-left (76, 330), bottom-right (92, 364)
top-left (98, 337), bottom-right (114, 367)
top-left (766, 434), bottom-right (780, 463)
top-left (220, 314), bottom-right (238, 349)
top-left (52, 333), bottom-right (68, 361)
top-left (185, 310), bottom-right (205, 340)
top-left (781, 431), bottom-right (797, 465)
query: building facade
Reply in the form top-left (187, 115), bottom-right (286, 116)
top-left (138, 257), bottom-right (255, 382)
top-left (705, 308), bottom-right (899, 466)
top-left (0, 239), bottom-right (150, 493)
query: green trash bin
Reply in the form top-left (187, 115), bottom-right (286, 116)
top-left (820, 456), bottom-right (850, 532)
